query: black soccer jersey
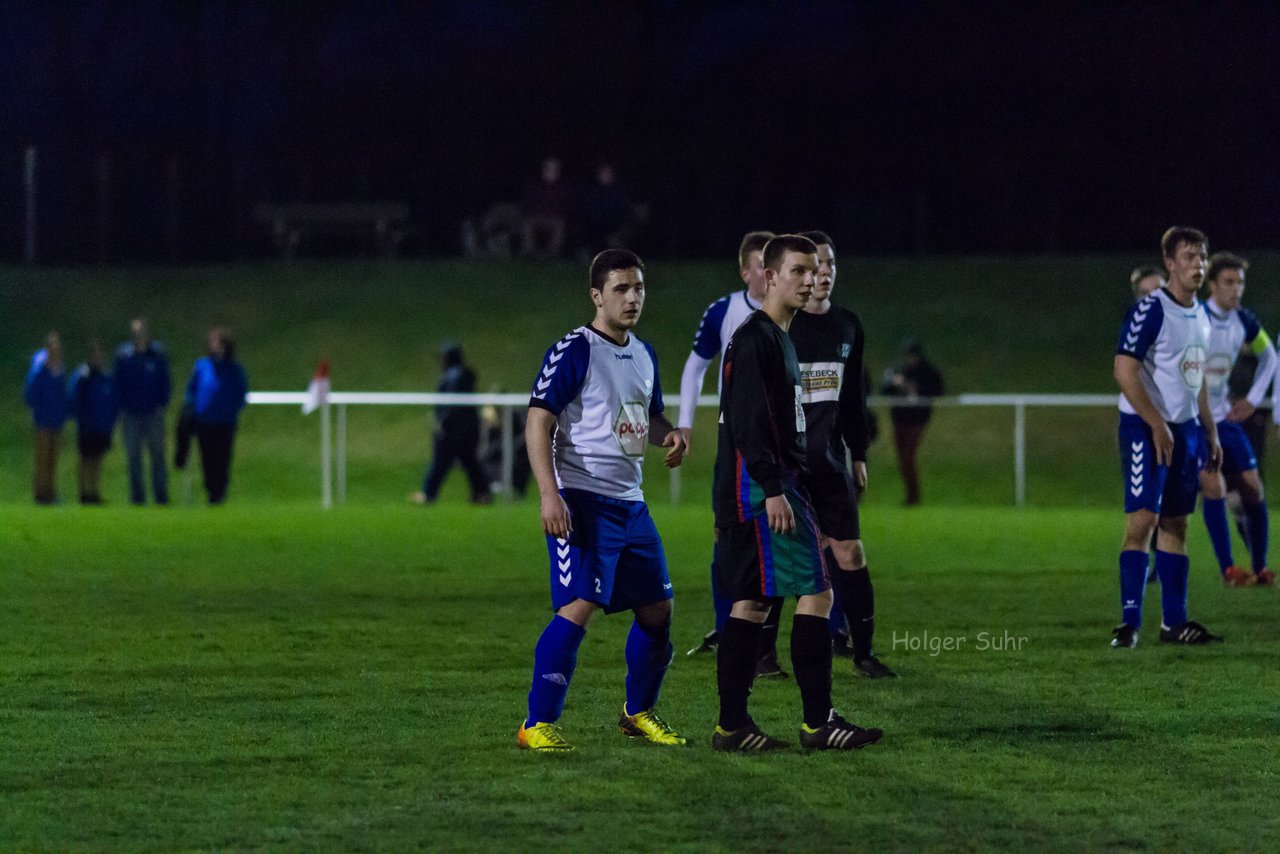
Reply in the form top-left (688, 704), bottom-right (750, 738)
top-left (789, 306), bottom-right (869, 473)
top-left (713, 310), bottom-right (808, 528)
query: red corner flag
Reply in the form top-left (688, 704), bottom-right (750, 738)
top-left (303, 360), bottom-right (330, 414)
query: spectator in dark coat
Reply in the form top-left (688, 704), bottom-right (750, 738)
top-left (881, 339), bottom-right (945, 506)
top-left (69, 339), bottom-right (119, 504)
top-left (413, 342), bottom-right (492, 505)
top-left (184, 327), bottom-right (248, 504)
top-left (24, 332), bottom-right (68, 504)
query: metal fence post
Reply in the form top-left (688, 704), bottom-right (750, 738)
top-left (337, 403), bottom-right (347, 504)
top-left (1014, 400), bottom-right (1026, 507)
top-left (501, 404), bottom-right (515, 501)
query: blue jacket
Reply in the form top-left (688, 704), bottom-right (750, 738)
top-left (24, 349), bottom-right (68, 429)
top-left (70, 364), bottom-right (119, 435)
top-left (114, 341), bottom-right (171, 415)
top-left (185, 356), bottom-right (248, 425)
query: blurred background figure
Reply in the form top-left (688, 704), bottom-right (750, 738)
top-left (184, 327), bottom-right (248, 504)
top-left (575, 160), bottom-right (641, 262)
top-left (24, 332), bottom-right (68, 505)
top-left (521, 156), bottom-right (571, 260)
top-left (70, 339), bottom-right (119, 504)
top-left (882, 338), bottom-right (945, 506)
top-left (1129, 265), bottom-right (1165, 300)
top-left (115, 318), bottom-right (171, 505)
top-left (480, 392), bottom-right (531, 498)
top-left (413, 342), bottom-right (491, 505)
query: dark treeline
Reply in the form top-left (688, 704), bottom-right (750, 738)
top-left (2, 1), bottom-right (1278, 263)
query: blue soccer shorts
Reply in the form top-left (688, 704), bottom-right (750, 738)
top-left (1119, 414), bottom-right (1201, 516)
top-left (1204, 419), bottom-right (1258, 477)
top-left (545, 488), bottom-right (673, 614)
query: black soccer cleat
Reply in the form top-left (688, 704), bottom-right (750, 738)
top-left (1110, 624), bottom-right (1138, 648)
top-left (799, 711), bottom-right (883, 750)
top-left (686, 629), bottom-right (719, 656)
top-left (754, 650), bottom-right (789, 680)
top-left (853, 655), bottom-right (898, 678)
top-left (831, 632), bottom-right (854, 658)
top-left (711, 720), bottom-right (790, 753)
top-left (1159, 621), bottom-right (1223, 645)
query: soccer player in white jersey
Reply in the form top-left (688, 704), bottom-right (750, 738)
top-left (517, 249), bottom-right (689, 752)
top-left (679, 231), bottom-right (783, 663)
top-left (1199, 252), bottom-right (1277, 586)
top-left (1111, 226), bottom-right (1224, 648)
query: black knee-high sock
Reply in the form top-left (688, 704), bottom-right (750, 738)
top-left (829, 561), bottom-right (875, 660)
top-left (716, 617), bottom-right (763, 731)
top-left (757, 597), bottom-right (782, 659)
top-left (790, 614), bottom-right (834, 728)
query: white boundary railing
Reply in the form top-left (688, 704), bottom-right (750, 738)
top-left (247, 391), bottom-right (1118, 508)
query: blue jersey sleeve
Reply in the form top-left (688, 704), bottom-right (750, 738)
top-left (529, 331), bottom-right (590, 415)
top-left (1238, 307), bottom-right (1262, 343)
top-left (1116, 295), bottom-right (1163, 360)
top-left (642, 340), bottom-right (664, 417)
top-left (691, 297), bottom-right (730, 360)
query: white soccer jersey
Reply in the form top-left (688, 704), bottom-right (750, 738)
top-left (677, 289), bottom-right (761, 428)
top-left (1203, 298), bottom-right (1277, 423)
top-left (529, 325), bottom-right (665, 501)
top-left (1116, 288), bottom-right (1210, 423)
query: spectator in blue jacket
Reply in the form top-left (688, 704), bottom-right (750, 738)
top-left (115, 317), bottom-right (171, 505)
top-left (184, 327), bottom-right (248, 504)
top-left (24, 332), bottom-right (68, 504)
top-left (70, 339), bottom-right (119, 504)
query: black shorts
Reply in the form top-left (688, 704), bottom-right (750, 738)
top-left (715, 485), bottom-right (829, 601)
top-left (77, 431), bottom-right (111, 458)
top-left (805, 469), bottom-right (861, 541)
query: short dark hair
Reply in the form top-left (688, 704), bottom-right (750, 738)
top-left (1129, 265), bottom-right (1164, 296)
top-left (1207, 252), bottom-right (1248, 283)
top-left (589, 248), bottom-right (644, 291)
top-left (738, 231), bottom-right (775, 270)
top-left (762, 234), bottom-right (818, 271)
top-left (208, 326), bottom-right (235, 360)
top-left (799, 231), bottom-right (834, 251)
top-left (1161, 226), bottom-right (1208, 259)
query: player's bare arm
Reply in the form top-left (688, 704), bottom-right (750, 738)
top-left (852, 460), bottom-right (867, 489)
top-left (1114, 354), bottom-right (1174, 465)
top-left (526, 406), bottom-right (572, 537)
top-left (649, 412), bottom-right (686, 468)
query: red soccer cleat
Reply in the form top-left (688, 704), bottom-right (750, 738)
top-left (1255, 568), bottom-right (1276, 586)
top-left (1223, 565), bottom-right (1256, 587)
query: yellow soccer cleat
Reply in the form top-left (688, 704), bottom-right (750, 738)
top-left (619, 705), bottom-right (688, 746)
top-left (517, 721), bottom-right (575, 752)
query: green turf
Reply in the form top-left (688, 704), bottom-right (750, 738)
top-left (5, 255), bottom-right (1279, 507)
top-left (3, 502), bottom-right (1278, 850)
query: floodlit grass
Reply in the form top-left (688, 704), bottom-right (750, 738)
top-left (3, 501), bottom-right (1278, 850)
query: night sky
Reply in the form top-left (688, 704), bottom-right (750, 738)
top-left (2, 1), bottom-right (1278, 262)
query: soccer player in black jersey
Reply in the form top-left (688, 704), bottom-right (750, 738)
top-left (791, 231), bottom-right (896, 678)
top-left (710, 234), bottom-right (883, 752)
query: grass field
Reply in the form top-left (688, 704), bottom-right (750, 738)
top-left (4, 258), bottom-right (1280, 849)
top-left (3, 501), bottom-right (1279, 850)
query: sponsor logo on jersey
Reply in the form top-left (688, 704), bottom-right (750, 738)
top-left (1179, 344), bottom-right (1206, 391)
top-left (615, 353), bottom-right (633, 360)
top-left (1203, 352), bottom-right (1233, 392)
top-left (614, 400), bottom-right (650, 457)
top-left (798, 361), bottom-right (843, 404)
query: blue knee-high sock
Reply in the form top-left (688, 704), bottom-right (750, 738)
top-left (525, 615), bottom-right (586, 727)
top-left (711, 542), bottom-right (732, 634)
top-left (1154, 550), bottom-right (1189, 628)
top-left (625, 619), bottom-right (673, 714)
top-left (1119, 550), bottom-right (1149, 628)
top-left (1202, 498), bottom-right (1235, 572)
top-left (1245, 501), bottom-right (1270, 571)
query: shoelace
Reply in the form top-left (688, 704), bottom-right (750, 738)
top-left (538, 724), bottom-right (571, 747)
top-left (638, 710), bottom-right (676, 735)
